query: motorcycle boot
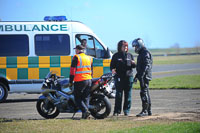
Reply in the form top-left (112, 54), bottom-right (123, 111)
top-left (137, 88), bottom-right (150, 117)
top-left (147, 103), bottom-right (152, 116)
top-left (136, 110), bottom-right (148, 117)
top-left (82, 111), bottom-right (90, 119)
top-left (113, 112), bottom-right (120, 116)
top-left (136, 102), bottom-right (148, 117)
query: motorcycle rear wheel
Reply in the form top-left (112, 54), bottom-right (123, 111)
top-left (90, 94), bottom-right (111, 119)
top-left (36, 99), bottom-right (60, 119)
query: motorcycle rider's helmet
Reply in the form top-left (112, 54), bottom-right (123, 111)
top-left (131, 38), bottom-right (145, 54)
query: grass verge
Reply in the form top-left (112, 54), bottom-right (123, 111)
top-left (0, 118), bottom-right (199, 133)
top-left (133, 75), bottom-right (200, 89)
top-left (152, 55), bottom-right (200, 65)
top-left (110, 121), bottom-right (200, 133)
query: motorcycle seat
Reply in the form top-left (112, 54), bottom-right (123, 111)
top-left (61, 90), bottom-right (73, 95)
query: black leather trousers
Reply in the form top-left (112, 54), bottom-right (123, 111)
top-left (139, 77), bottom-right (151, 112)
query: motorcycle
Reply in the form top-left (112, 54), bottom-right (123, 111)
top-left (91, 72), bottom-right (115, 99)
top-left (36, 71), bottom-right (114, 119)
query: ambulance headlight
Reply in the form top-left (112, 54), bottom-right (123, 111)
top-left (44, 16), bottom-right (67, 21)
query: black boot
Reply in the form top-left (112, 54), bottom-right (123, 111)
top-left (113, 112), bottom-right (119, 116)
top-left (147, 104), bottom-right (152, 116)
top-left (82, 111), bottom-right (90, 119)
top-left (136, 110), bottom-right (148, 117)
top-left (136, 103), bottom-right (148, 117)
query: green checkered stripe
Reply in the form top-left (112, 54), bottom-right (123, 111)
top-left (0, 56), bottom-right (111, 80)
top-left (0, 56), bottom-right (71, 80)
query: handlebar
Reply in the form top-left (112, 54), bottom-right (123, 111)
top-left (57, 75), bottom-right (65, 78)
top-left (101, 72), bottom-right (113, 79)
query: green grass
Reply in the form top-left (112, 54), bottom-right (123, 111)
top-left (149, 47), bottom-right (200, 55)
top-left (110, 121), bottom-right (200, 133)
top-left (134, 75), bottom-right (200, 89)
top-left (152, 55), bottom-right (200, 65)
top-left (0, 118), bottom-right (199, 133)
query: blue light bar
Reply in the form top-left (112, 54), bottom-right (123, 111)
top-left (44, 16), bottom-right (67, 21)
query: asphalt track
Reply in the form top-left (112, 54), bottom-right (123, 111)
top-left (0, 63), bottom-right (200, 120)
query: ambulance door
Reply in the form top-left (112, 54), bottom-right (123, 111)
top-left (75, 34), bottom-right (110, 58)
top-left (75, 34), bottom-right (111, 78)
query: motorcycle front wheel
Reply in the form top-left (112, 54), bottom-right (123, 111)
top-left (89, 94), bottom-right (111, 119)
top-left (36, 99), bottom-right (60, 119)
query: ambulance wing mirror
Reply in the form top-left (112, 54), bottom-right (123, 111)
top-left (105, 47), bottom-right (111, 58)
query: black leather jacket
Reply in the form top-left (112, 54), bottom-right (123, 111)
top-left (136, 48), bottom-right (153, 80)
top-left (110, 52), bottom-right (136, 78)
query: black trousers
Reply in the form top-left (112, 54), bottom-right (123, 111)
top-left (74, 80), bottom-right (92, 113)
top-left (139, 77), bottom-right (151, 111)
top-left (114, 76), bottom-right (133, 114)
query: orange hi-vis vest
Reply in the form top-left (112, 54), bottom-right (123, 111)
top-left (74, 53), bottom-right (92, 82)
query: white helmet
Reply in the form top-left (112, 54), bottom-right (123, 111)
top-left (131, 38), bottom-right (145, 54)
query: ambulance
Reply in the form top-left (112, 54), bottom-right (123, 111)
top-left (0, 16), bottom-right (112, 102)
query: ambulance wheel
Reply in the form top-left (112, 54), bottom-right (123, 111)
top-left (0, 83), bottom-right (8, 103)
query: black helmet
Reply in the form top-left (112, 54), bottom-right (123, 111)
top-left (131, 38), bottom-right (145, 54)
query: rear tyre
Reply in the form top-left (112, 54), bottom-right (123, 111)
top-left (0, 83), bottom-right (8, 103)
top-left (36, 99), bottom-right (60, 119)
top-left (90, 94), bottom-right (111, 119)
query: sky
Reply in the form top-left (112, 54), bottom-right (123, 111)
top-left (0, 0), bottom-right (200, 50)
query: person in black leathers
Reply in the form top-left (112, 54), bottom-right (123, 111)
top-left (132, 38), bottom-right (153, 117)
top-left (110, 40), bottom-right (136, 116)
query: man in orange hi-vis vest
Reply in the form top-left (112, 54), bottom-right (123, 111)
top-left (69, 45), bottom-right (93, 119)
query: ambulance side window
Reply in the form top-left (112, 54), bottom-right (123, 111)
top-left (75, 34), bottom-right (108, 58)
top-left (35, 34), bottom-right (70, 56)
top-left (94, 38), bottom-right (106, 58)
top-left (0, 35), bottom-right (29, 56)
top-left (75, 34), bottom-right (96, 57)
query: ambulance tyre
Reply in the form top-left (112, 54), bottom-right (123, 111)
top-left (0, 83), bottom-right (8, 103)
